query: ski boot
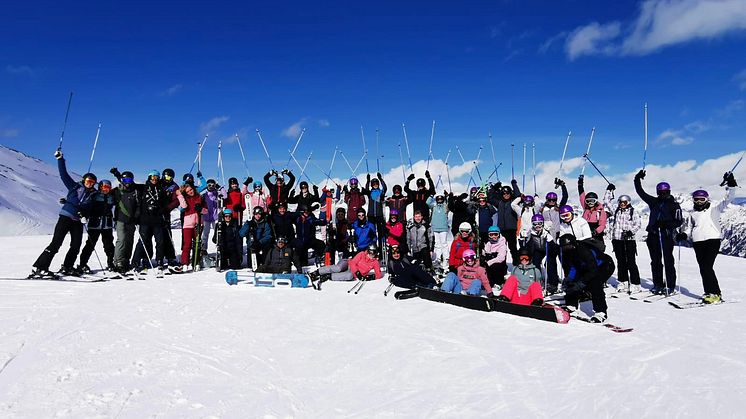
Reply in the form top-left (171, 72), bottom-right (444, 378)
top-left (59, 265), bottom-right (82, 277)
top-left (590, 311), bottom-right (608, 323)
top-left (702, 293), bottom-right (722, 304)
top-left (77, 264), bottom-right (92, 275)
top-left (28, 268), bottom-right (57, 279)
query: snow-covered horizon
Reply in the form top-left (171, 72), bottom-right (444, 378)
top-left (1, 234), bottom-right (745, 417)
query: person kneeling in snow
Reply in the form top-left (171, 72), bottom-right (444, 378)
top-left (495, 248), bottom-right (544, 306)
top-left (440, 249), bottom-right (494, 296)
top-left (387, 244), bottom-right (438, 290)
top-left (559, 234), bottom-right (614, 323)
top-left (308, 245), bottom-right (383, 286)
top-left (256, 236), bottom-right (301, 274)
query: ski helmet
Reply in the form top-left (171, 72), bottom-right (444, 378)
top-left (389, 208), bottom-right (399, 217)
top-left (121, 171), bottom-right (134, 184)
top-left (147, 169), bottom-right (160, 179)
top-left (558, 234), bottom-right (577, 248)
top-left (488, 225), bottom-right (500, 234)
top-left (585, 191), bottom-right (598, 200)
top-left (336, 207), bottom-right (346, 215)
top-left (253, 206), bottom-right (264, 214)
top-left (207, 179), bottom-right (217, 187)
top-left (559, 205), bottom-right (573, 216)
top-left (531, 214), bottom-right (545, 223)
top-left (82, 172), bottom-right (97, 183)
top-left (298, 204), bottom-right (309, 213)
top-left (518, 247), bottom-right (531, 259)
top-left (183, 173), bottom-right (194, 183)
top-left (462, 249), bottom-right (477, 261)
top-left (349, 177), bottom-right (358, 186)
top-left (276, 236), bottom-right (287, 244)
top-left (546, 192), bottom-right (558, 200)
top-left (229, 177), bottom-right (239, 186)
top-left (585, 192), bottom-right (599, 206)
top-left (299, 181), bottom-right (309, 189)
top-left (692, 189), bottom-right (709, 203)
top-left (501, 186), bottom-right (512, 196)
top-left (277, 201), bottom-right (287, 209)
top-left (371, 177), bottom-right (380, 185)
top-left (367, 243), bottom-right (378, 253)
top-left (393, 184), bottom-right (402, 194)
top-left (98, 179), bottom-right (112, 189)
top-left (162, 168), bottom-right (175, 179)
top-left (435, 194), bottom-right (445, 203)
top-left (523, 195), bottom-right (535, 205)
top-left (470, 186), bottom-right (479, 196)
top-left (618, 195), bottom-right (632, 204)
top-left (253, 181), bottom-right (263, 189)
top-left (458, 222), bottom-right (472, 232)
top-left (656, 182), bottom-right (671, 192)
top-left (356, 207), bottom-right (366, 215)
top-left (416, 178), bottom-right (426, 187)
top-left (222, 208), bottom-right (233, 216)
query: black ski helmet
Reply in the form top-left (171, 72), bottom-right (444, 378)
top-left (183, 173), bottom-right (194, 183)
top-left (416, 178), bottom-right (426, 187)
top-left (299, 181), bottom-right (309, 189)
top-left (393, 184), bottom-right (402, 194)
top-left (298, 204), bottom-right (309, 213)
top-left (229, 177), bottom-right (239, 186)
top-left (82, 172), bottom-right (97, 183)
top-left (558, 234), bottom-right (577, 248)
top-left (162, 168), bottom-right (175, 179)
top-left (518, 247), bottom-right (531, 259)
top-left (501, 186), bottom-right (512, 196)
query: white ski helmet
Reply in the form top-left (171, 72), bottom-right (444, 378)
top-left (458, 222), bottom-right (472, 232)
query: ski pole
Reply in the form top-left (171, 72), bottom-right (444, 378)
top-left (135, 225), bottom-right (155, 270)
top-left (426, 120), bottom-right (436, 171)
top-left (720, 150), bottom-right (746, 186)
top-left (398, 143), bottom-right (407, 181)
top-left (402, 123), bottom-right (414, 173)
top-left (361, 126), bottom-right (370, 174)
top-left (376, 128), bottom-right (381, 173)
top-left (472, 147), bottom-right (484, 184)
top-left (217, 141), bottom-right (226, 185)
top-left (255, 129), bottom-right (277, 172)
top-left (643, 103), bottom-right (648, 170)
top-left (310, 160), bottom-right (336, 185)
top-left (557, 130), bottom-right (572, 180)
top-left (57, 91), bottom-right (74, 151)
top-left (328, 147), bottom-right (338, 183)
top-left (87, 123), bottom-right (102, 173)
top-left (339, 151), bottom-right (356, 177)
top-left (510, 144), bottom-right (515, 180)
top-left (522, 143), bottom-right (527, 191)
top-left (188, 134), bottom-right (209, 174)
top-left (489, 132), bottom-right (500, 182)
top-left (285, 128), bottom-right (306, 169)
top-left (446, 160), bottom-right (453, 194)
top-left (583, 154), bottom-right (613, 185)
top-left (83, 223), bottom-right (109, 276)
top-left (197, 141), bottom-right (203, 172)
top-left (580, 127), bottom-right (596, 176)
top-left (485, 163), bottom-right (503, 183)
top-left (234, 133), bottom-right (251, 178)
top-left (434, 149), bottom-right (451, 190)
top-left (352, 151), bottom-right (367, 174)
top-left (289, 149), bottom-right (313, 183)
top-left (456, 146), bottom-right (477, 189)
top-left (532, 143), bottom-right (537, 196)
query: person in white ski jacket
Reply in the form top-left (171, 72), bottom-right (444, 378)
top-left (607, 194), bottom-right (642, 293)
top-left (678, 172), bottom-right (737, 304)
top-left (558, 205), bottom-right (593, 241)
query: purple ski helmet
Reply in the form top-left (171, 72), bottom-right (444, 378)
top-left (559, 205), bottom-right (573, 215)
top-left (470, 186), bottom-right (479, 195)
top-left (531, 214), bottom-right (544, 223)
top-left (389, 208), bottom-right (399, 217)
top-left (692, 189), bottom-right (709, 199)
top-left (523, 195), bottom-right (535, 205)
top-left (656, 182), bottom-right (671, 192)
top-left (545, 192), bottom-right (558, 200)
top-left (349, 177), bottom-right (359, 186)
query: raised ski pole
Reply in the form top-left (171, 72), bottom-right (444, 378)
top-left (188, 134), bottom-right (209, 174)
top-left (456, 146), bottom-right (477, 189)
top-left (289, 150), bottom-right (313, 183)
top-left (57, 91), bottom-right (74, 151)
top-left (87, 122), bottom-right (102, 173)
top-left (339, 151), bottom-right (356, 177)
top-left (532, 143), bottom-right (537, 196)
top-left (310, 160), bottom-right (336, 185)
top-left (489, 132), bottom-right (500, 182)
top-left (234, 133), bottom-right (251, 177)
top-left (255, 129), bottom-right (277, 172)
top-left (583, 154), bottom-right (613, 185)
top-left (398, 143), bottom-right (407, 181)
top-left (446, 160), bottom-right (453, 193)
top-left (485, 162), bottom-right (503, 183)
top-left (522, 143), bottom-right (527, 191)
top-left (328, 147), bottom-right (338, 182)
top-left (720, 150), bottom-right (745, 186)
top-left (402, 123), bottom-right (414, 173)
top-left (361, 125), bottom-right (370, 174)
top-left (376, 128), bottom-right (381, 173)
top-left (434, 148), bottom-right (451, 190)
top-left (580, 127), bottom-right (596, 176)
top-left (472, 147), bottom-right (484, 184)
top-left (557, 130), bottom-right (572, 181)
top-left (643, 103), bottom-right (649, 170)
top-left (285, 128), bottom-right (306, 169)
top-left (197, 141), bottom-right (203, 172)
top-left (426, 120), bottom-right (436, 171)
top-left (217, 141), bottom-right (226, 185)
top-left (510, 143), bottom-right (515, 180)
top-left (352, 150), bottom-right (367, 174)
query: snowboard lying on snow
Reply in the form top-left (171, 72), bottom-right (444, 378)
top-left (225, 271), bottom-right (310, 288)
top-left (415, 287), bottom-right (570, 323)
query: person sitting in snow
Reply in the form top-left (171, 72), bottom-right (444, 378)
top-left (308, 245), bottom-right (383, 287)
top-left (387, 244), bottom-right (438, 290)
top-left (440, 249), bottom-right (494, 297)
top-left (496, 247), bottom-right (544, 306)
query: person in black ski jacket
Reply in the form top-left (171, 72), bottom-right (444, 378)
top-left (77, 179), bottom-right (116, 273)
top-left (490, 180), bottom-right (521, 264)
top-left (448, 191), bottom-right (475, 238)
top-left (559, 234), bottom-right (614, 323)
top-left (363, 172), bottom-right (388, 248)
top-left (110, 168), bottom-right (141, 273)
top-left (387, 244), bottom-right (438, 290)
top-left (159, 168), bottom-right (180, 266)
top-left (130, 170), bottom-right (171, 271)
top-left (269, 202), bottom-right (297, 242)
top-left (264, 169), bottom-right (295, 214)
top-left (292, 204), bottom-right (326, 266)
top-left (213, 208), bottom-right (243, 271)
top-left (404, 171), bottom-right (435, 223)
top-left (257, 236), bottom-right (301, 274)
top-left (634, 170), bottom-right (683, 294)
top-left (31, 150), bottom-right (98, 278)
top-left (288, 181), bottom-right (320, 212)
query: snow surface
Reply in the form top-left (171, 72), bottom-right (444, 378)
top-left (1, 234), bottom-right (745, 418)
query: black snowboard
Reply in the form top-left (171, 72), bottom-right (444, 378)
top-left (417, 287), bottom-right (494, 312)
top-left (491, 299), bottom-right (570, 323)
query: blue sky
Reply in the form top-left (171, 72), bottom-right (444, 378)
top-left (1, 0), bottom-right (745, 193)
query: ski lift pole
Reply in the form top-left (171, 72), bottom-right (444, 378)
top-left (255, 129), bottom-right (277, 172)
top-left (87, 122), bottom-right (102, 173)
top-left (583, 154), bottom-right (612, 185)
top-left (643, 103), bottom-right (648, 170)
top-left (57, 91), bottom-right (74, 151)
top-left (188, 134), bottom-right (209, 174)
top-left (426, 120), bottom-right (436, 171)
top-left (580, 127), bottom-right (596, 176)
top-left (285, 128), bottom-right (306, 169)
top-left (557, 130), bottom-right (572, 179)
top-left (234, 133), bottom-right (251, 177)
top-left (402, 123), bottom-right (414, 173)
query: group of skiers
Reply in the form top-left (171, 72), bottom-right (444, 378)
top-left (30, 149), bottom-right (739, 323)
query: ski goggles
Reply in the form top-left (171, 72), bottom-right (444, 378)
top-left (488, 232), bottom-right (500, 237)
top-left (99, 184), bottom-right (112, 192)
top-left (532, 221), bottom-right (544, 227)
top-left (83, 178), bottom-right (96, 186)
top-left (463, 255), bottom-right (477, 262)
top-left (693, 197), bottom-right (707, 204)
top-left (560, 212), bottom-right (573, 221)
top-left (164, 175), bottom-right (173, 181)
top-left (584, 198), bottom-right (598, 206)
top-left (519, 255), bottom-right (531, 263)
top-left (390, 246), bottom-right (400, 255)
top-left (122, 177), bottom-right (134, 184)
top-left (366, 248), bottom-right (377, 256)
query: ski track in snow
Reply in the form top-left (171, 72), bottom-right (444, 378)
top-left (1, 235), bottom-right (745, 418)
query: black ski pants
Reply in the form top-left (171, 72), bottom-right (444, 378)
top-left (502, 229), bottom-right (518, 265)
top-left (612, 239), bottom-right (641, 285)
top-left (693, 239), bottom-right (721, 295)
top-left (131, 223), bottom-right (165, 268)
top-left (485, 261), bottom-right (508, 287)
top-left (646, 228), bottom-right (676, 289)
top-left (545, 241), bottom-right (560, 289)
top-left (34, 215), bottom-right (83, 271)
top-left (79, 228), bottom-right (115, 268)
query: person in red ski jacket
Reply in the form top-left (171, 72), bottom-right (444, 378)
top-left (223, 177), bottom-right (245, 222)
top-left (343, 177), bottom-right (366, 223)
top-left (448, 222), bottom-right (477, 272)
top-left (264, 169), bottom-right (295, 214)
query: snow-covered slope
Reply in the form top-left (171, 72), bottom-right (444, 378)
top-left (0, 146), bottom-right (71, 236)
top-left (1, 235), bottom-right (745, 417)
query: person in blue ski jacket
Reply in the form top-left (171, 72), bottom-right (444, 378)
top-left (31, 150), bottom-right (98, 278)
top-left (363, 172), bottom-right (387, 248)
top-left (77, 179), bottom-right (116, 273)
top-left (240, 206), bottom-right (273, 268)
top-left (352, 208), bottom-right (378, 252)
top-left (292, 204), bottom-right (326, 266)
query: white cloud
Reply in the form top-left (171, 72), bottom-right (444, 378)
top-left (6, 65), bottom-right (36, 76)
top-left (566, 22), bottom-right (622, 60)
top-left (160, 84), bottom-right (183, 97)
top-left (281, 118), bottom-right (308, 139)
top-left (199, 116), bottom-right (230, 135)
top-left (318, 119), bottom-right (330, 128)
top-left (658, 128), bottom-right (694, 146)
top-left (0, 128), bottom-right (20, 138)
top-left (538, 31), bottom-right (568, 54)
top-left (564, 0), bottom-right (746, 60)
top-left (735, 69), bottom-right (746, 90)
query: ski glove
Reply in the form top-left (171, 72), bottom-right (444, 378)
top-left (726, 172), bottom-right (738, 187)
top-left (244, 176), bottom-right (253, 186)
top-left (407, 174), bottom-right (415, 181)
top-left (54, 150), bottom-right (63, 160)
top-left (59, 198), bottom-right (67, 205)
top-left (578, 174), bottom-right (584, 184)
top-left (606, 183), bottom-right (616, 191)
top-left (196, 171), bottom-right (202, 178)
top-left (675, 232), bottom-right (687, 242)
top-left (554, 178), bottom-right (565, 188)
top-left (635, 170), bottom-right (646, 180)
top-left (425, 170), bottom-right (430, 178)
